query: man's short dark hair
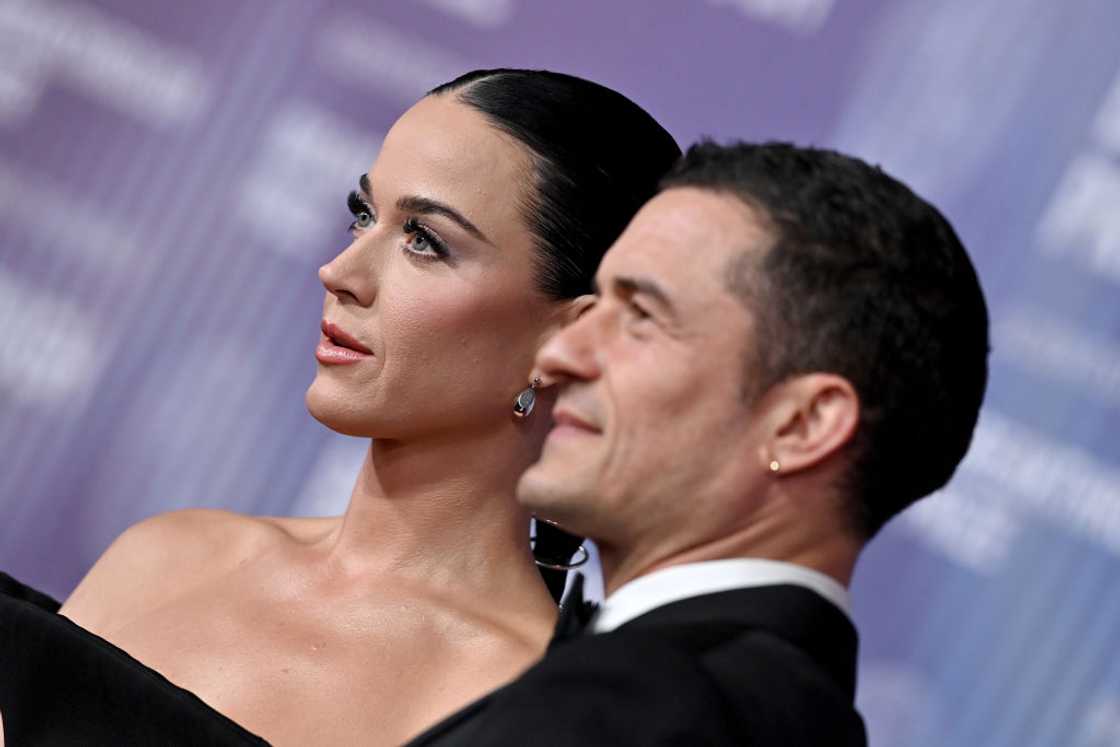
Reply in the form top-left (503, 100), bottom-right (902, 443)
top-left (661, 141), bottom-right (990, 538)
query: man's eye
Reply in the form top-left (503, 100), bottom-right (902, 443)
top-left (629, 301), bottom-right (651, 320)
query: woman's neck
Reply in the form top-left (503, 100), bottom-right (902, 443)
top-left (321, 421), bottom-right (551, 599)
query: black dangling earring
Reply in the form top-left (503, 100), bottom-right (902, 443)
top-left (531, 517), bottom-right (590, 571)
top-left (513, 377), bottom-right (542, 418)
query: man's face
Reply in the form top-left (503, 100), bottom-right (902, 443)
top-left (518, 188), bottom-right (776, 556)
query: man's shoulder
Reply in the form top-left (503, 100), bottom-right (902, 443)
top-left (59, 509), bottom-right (293, 632)
top-left (424, 629), bottom-right (738, 746)
top-left (466, 620), bottom-right (864, 746)
top-left (704, 627), bottom-right (865, 730)
top-left (635, 621), bottom-right (865, 744)
top-left (545, 620), bottom-right (837, 690)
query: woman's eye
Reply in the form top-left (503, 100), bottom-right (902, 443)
top-left (402, 218), bottom-right (449, 259)
top-left (407, 227), bottom-right (432, 252)
top-left (347, 191), bottom-right (375, 232)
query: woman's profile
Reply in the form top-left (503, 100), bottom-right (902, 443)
top-left (41, 69), bottom-right (680, 745)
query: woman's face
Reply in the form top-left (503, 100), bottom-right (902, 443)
top-left (306, 94), bottom-right (563, 439)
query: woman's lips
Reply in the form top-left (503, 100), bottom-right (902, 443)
top-left (317, 320), bottom-right (373, 365)
top-left (316, 336), bottom-right (372, 365)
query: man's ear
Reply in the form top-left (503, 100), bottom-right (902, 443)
top-left (762, 374), bottom-right (859, 476)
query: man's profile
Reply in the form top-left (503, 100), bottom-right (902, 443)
top-left (409, 140), bottom-right (990, 746)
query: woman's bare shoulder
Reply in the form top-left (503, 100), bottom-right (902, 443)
top-left (59, 509), bottom-right (293, 632)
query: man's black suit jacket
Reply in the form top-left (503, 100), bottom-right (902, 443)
top-left (407, 583), bottom-right (867, 746)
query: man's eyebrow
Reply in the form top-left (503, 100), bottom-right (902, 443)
top-left (397, 195), bottom-right (490, 244)
top-left (611, 274), bottom-right (675, 312)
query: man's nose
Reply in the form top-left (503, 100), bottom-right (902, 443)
top-left (534, 305), bottom-right (603, 387)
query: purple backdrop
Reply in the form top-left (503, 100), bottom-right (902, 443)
top-left (2, 1), bottom-right (1119, 744)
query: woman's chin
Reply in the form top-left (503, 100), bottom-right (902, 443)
top-left (305, 386), bottom-right (375, 437)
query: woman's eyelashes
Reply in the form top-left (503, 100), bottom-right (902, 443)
top-left (347, 191), bottom-right (375, 232)
top-left (402, 217), bottom-right (449, 259)
top-left (345, 192), bottom-right (449, 261)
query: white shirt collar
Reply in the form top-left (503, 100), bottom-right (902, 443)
top-left (590, 558), bottom-right (851, 634)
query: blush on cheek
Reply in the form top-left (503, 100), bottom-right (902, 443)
top-left (371, 287), bottom-right (502, 418)
top-left (380, 285), bottom-right (484, 361)
top-left (384, 279), bottom-right (546, 370)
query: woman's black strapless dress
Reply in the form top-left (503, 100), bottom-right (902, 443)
top-left (0, 572), bottom-right (269, 745)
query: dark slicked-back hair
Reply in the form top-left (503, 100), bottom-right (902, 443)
top-left (662, 141), bottom-right (989, 538)
top-left (430, 69), bottom-right (681, 299)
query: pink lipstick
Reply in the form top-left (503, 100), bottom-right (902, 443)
top-left (317, 320), bottom-right (373, 365)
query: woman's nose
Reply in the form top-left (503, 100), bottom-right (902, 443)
top-left (319, 239), bottom-right (377, 306)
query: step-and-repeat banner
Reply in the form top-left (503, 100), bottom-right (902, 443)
top-left (1, 1), bottom-right (1118, 744)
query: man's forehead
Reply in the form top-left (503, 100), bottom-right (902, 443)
top-left (598, 187), bottom-right (768, 294)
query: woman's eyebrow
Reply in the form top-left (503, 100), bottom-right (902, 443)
top-left (356, 175), bottom-right (490, 245)
top-left (396, 195), bottom-right (491, 244)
